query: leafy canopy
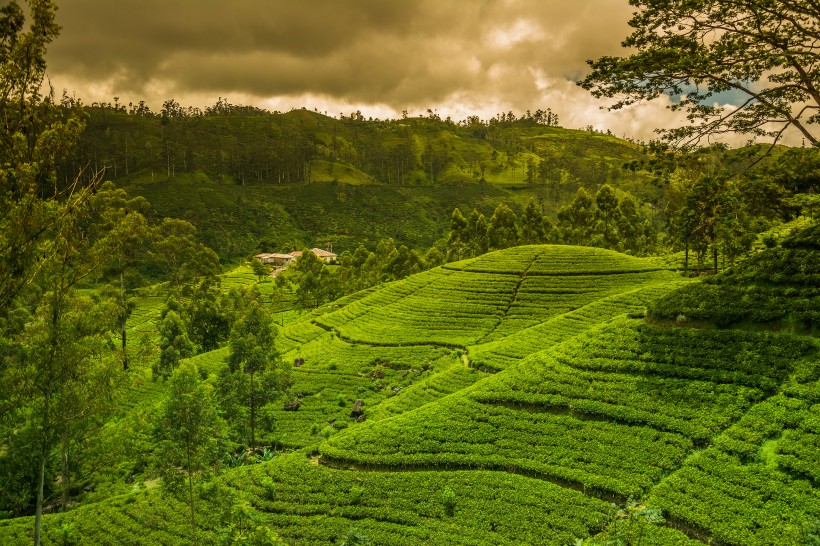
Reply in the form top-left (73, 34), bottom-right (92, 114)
top-left (580, 0), bottom-right (820, 147)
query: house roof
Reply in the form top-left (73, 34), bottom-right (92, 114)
top-left (286, 249), bottom-right (337, 259)
top-left (255, 253), bottom-right (294, 259)
top-left (311, 248), bottom-right (337, 258)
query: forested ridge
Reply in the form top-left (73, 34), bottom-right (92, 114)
top-left (2, 0), bottom-right (820, 545)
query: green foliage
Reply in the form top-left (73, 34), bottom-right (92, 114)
top-left (648, 221), bottom-right (820, 330)
top-left (0, 0), bottom-right (86, 317)
top-left (220, 299), bottom-right (287, 448)
top-left (2, 241), bottom-right (820, 545)
top-left (148, 218), bottom-right (222, 292)
top-left (580, 0), bottom-right (820, 147)
top-left (487, 203), bottom-right (518, 250)
top-left (520, 198), bottom-right (547, 245)
top-left (321, 316), bottom-right (811, 500)
top-left (441, 485), bottom-right (457, 517)
top-left (154, 360), bottom-right (226, 544)
top-left (338, 527), bottom-right (372, 546)
top-left (447, 208), bottom-right (469, 261)
top-left (67, 100), bottom-right (667, 266)
top-left (648, 385), bottom-right (820, 545)
top-left (465, 208), bottom-right (490, 257)
top-left (157, 309), bottom-right (196, 378)
top-left (250, 259), bottom-right (269, 282)
top-left (557, 187), bottom-right (595, 245)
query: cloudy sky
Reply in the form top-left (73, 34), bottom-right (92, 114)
top-left (46, 0), bottom-right (747, 143)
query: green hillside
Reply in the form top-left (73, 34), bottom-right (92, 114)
top-left (648, 221), bottom-right (820, 333)
top-left (4, 243), bottom-right (817, 545)
top-left (66, 108), bottom-right (663, 261)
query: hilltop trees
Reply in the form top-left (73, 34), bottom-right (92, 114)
top-left (487, 204), bottom-right (519, 250)
top-left (557, 188), bottom-right (595, 245)
top-left (445, 190), bottom-right (660, 259)
top-left (580, 0), bottom-right (820, 147)
top-left (447, 208), bottom-right (469, 261)
top-left (521, 199), bottom-right (548, 245)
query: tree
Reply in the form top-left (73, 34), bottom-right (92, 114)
top-left (0, 0), bottom-right (87, 317)
top-left (557, 188), bottom-right (595, 245)
top-left (465, 209), bottom-right (489, 256)
top-left (1, 160), bottom-right (151, 543)
top-left (185, 276), bottom-right (231, 353)
top-left (11, 289), bottom-right (119, 538)
top-left (447, 208), bottom-right (468, 260)
top-left (250, 258), bottom-right (269, 282)
top-left (220, 300), bottom-right (286, 448)
top-left (595, 185), bottom-right (619, 231)
top-left (293, 249), bottom-right (327, 308)
top-left (2, 188), bottom-right (135, 541)
top-left (86, 182), bottom-right (150, 370)
top-left (383, 245), bottom-right (423, 280)
top-left (487, 204), bottom-right (518, 250)
top-left (156, 309), bottom-right (195, 379)
top-left (154, 361), bottom-right (225, 546)
top-left (594, 184), bottom-right (621, 248)
top-left (520, 198), bottom-right (546, 244)
top-left (148, 218), bottom-right (221, 295)
top-left (580, 0), bottom-right (820, 148)
top-left (617, 196), bottom-right (643, 253)
top-left (423, 247), bottom-right (445, 269)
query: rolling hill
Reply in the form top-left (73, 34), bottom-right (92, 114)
top-left (1, 244), bottom-right (817, 545)
top-left (66, 108), bottom-right (664, 261)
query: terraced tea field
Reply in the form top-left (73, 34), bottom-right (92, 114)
top-left (3, 244), bottom-right (818, 546)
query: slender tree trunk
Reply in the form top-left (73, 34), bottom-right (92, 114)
top-left (34, 394), bottom-right (50, 546)
top-left (34, 444), bottom-right (46, 546)
top-left (187, 444), bottom-right (197, 546)
top-left (250, 370), bottom-right (256, 449)
top-left (61, 428), bottom-right (70, 511)
top-left (121, 271), bottom-right (128, 370)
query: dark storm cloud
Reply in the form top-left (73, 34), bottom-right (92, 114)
top-left (48, 0), bottom-right (634, 106)
top-left (54, 1), bottom-right (756, 142)
top-left (51, 0), bottom-right (428, 95)
top-left (44, 0), bottom-right (803, 145)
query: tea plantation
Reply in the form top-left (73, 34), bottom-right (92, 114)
top-left (2, 244), bottom-right (818, 545)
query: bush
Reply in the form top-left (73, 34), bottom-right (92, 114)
top-left (441, 486), bottom-right (457, 516)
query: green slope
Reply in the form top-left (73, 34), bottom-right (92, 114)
top-left (68, 108), bottom-right (661, 262)
top-left (3, 244), bottom-right (818, 545)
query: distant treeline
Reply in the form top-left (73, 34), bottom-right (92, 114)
top-left (57, 95), bottom-right (641, 196)
top-left (447, 188), bottom-right (658, 260)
